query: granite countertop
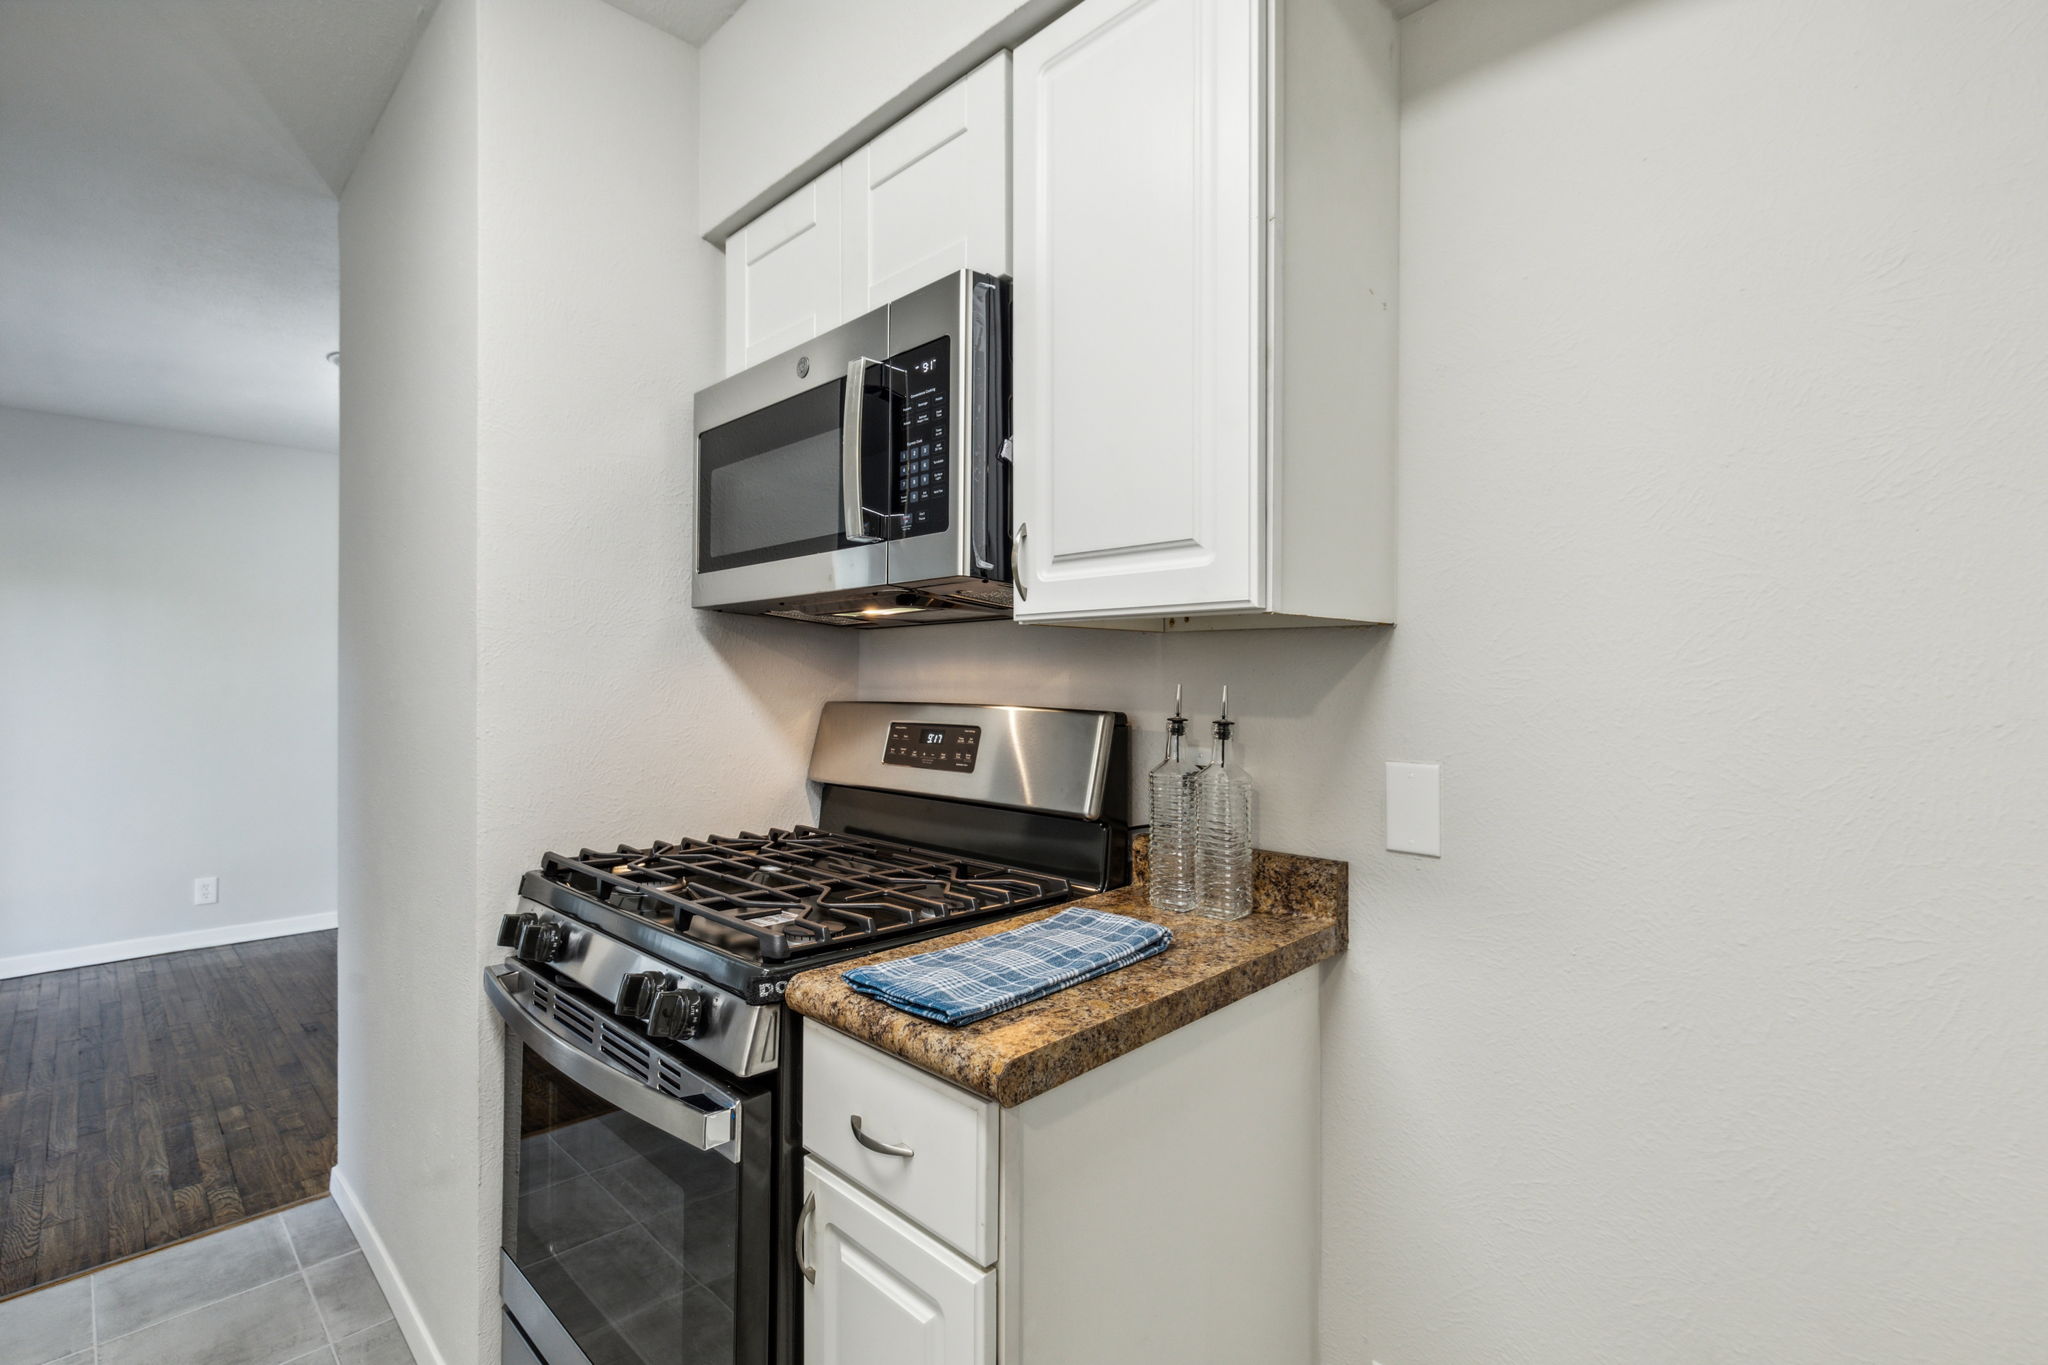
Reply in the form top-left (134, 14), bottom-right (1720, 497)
top-left (784, 841), bottom-right (1348, 1107)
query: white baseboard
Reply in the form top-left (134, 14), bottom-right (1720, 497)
top-left (0, 910), bottom-right (338, 980)
top-left (331, 1166), bottom-right (449, 1365)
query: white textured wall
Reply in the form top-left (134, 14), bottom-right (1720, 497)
top-left (339, 0), bottom-right (854, 1359)
top-left (866, 0), bottom-right (2048, 1360)
top-left (0, 406), bottom-right (337, 974)
top-left (335, 0), bottom-right (482, 1355)
top-left (472, 0), bottom-right (850, 877)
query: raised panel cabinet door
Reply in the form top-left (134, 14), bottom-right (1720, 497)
top-left (801, 1159), bottom-right (995, 1365)
top-left (1011, 0), bottom-right (1265, 621)
top-left (841, 53), bottom-right (1011, 318)
top-left (724, 165), bottom-right (844, 374)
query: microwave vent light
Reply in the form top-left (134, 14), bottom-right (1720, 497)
top-left (834, 604), bottom-right (926, 619)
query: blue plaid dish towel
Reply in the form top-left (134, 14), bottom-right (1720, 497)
top-left (843, 908), bottom-right (1174, 1027)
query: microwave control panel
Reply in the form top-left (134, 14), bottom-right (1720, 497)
top-left (892, 338), bottom-right (951, 536)
top-left (884, 722), bottom-right (980, 773)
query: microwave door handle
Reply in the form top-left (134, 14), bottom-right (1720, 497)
top-left (841, 358), bottom-right (909, 544)
top-left (841, 359), bottom-right (881, 544)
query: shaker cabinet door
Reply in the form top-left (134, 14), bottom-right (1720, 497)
top-left (1011, 0), bottom-right (1266, 621)
top-left (802, 1159), bottom-right (994, 1365)
top-left (724, 165), bottom-right (844, 374)
top-left (842, 54), bottom-right (1010, 318)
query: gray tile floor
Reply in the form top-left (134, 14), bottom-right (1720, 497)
top-left (0, 1198), bottom-right (416, 1365)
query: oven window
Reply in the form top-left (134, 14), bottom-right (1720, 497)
top-left (509, 1048), bottom-right (739, 1365)
top-left (698, 379), bottom-right (850, 573)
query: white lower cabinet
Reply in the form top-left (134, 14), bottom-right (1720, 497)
top-left (802, 1158), bottom-right (995, 1365)
top-left (802, 1016), bottom-right (998, 1267)
top-left (798, 968), bottom-right (1323, 1364)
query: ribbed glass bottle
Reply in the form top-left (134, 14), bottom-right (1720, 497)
top-left (1191, 690), bottom-right (1254, 921)
top-left (1146, 686), bottom-right (1198, 912)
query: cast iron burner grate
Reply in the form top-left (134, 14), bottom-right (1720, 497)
top-left (537, 827), bottom-right (1073, 962)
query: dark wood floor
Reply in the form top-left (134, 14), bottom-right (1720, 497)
top-left (0, 930), bottom-right (338, 1297)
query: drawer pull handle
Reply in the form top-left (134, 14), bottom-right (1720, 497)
top-left (850, 1115), bottom-right (914, 1159)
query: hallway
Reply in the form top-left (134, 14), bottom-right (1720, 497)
top-left (0, 931), bottom-right (338, 1298)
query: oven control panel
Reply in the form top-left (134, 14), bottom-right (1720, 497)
top-left (812, 702), bottom-right (1120, 820)
top-left (884, 721), bottom-right (981, 772)
top-left (891, 337), bottom-right (951, 537)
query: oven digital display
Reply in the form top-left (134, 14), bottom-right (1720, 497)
top-left (884, 721), bottom-right (980, 772)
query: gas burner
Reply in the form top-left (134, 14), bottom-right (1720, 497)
top-left (537, 827), bottom-right (1075, 965)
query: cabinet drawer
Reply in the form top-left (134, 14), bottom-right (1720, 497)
top-left (802, 1020), bottom-right (998, 1266)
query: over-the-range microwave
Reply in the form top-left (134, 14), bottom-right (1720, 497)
top-left (692, 270), bottom-right (1013, 627)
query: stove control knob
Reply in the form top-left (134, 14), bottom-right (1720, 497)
top-left (614, 971), bottom-right (671, 1021)
top-left (646, 987), bottom-right (709, 1042)
top-left (496, 912), bottom-right (536, 949)
top-left (514, 919), bottom-right (570, 965)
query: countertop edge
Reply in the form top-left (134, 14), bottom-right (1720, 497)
top-left (790, 919), bottom-right (1342, 1106)
top-left (785, 848), bottom-right (1349, 1107)
top-left (973, 921), bottom-right (1342, 1105)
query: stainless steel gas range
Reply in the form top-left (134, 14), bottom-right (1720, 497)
top-left (487, 702), bottom-right (1130, 1365)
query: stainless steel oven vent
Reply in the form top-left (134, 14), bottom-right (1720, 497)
top-left (526, 974), bottom-right (738, 1109)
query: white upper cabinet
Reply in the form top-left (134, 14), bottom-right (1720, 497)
top-left (724, 165), bottom-right (844, 374)
top-left (722, 57), bottom-right (1010, 377)
top-left (1011, 0), bottom-right (1263, 621)
top-left (842, 54), bottom-right (1010, 319)
top-left (1011, 0), bottom-right (1398, 629)
top-left (802, 1158), bottom-right (995, 1365)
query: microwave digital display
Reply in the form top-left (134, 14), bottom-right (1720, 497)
top-left (891, 337), bottom-right (951, 537)
top-left (884, 722), bottom-right (980, 772)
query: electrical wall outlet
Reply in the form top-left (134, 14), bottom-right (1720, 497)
top-left (193, 875), bottom-right (219, 905)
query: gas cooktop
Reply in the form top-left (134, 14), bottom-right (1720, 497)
top-left (537, 827), bottom-right (1075, 963)
top-left (501, 702), bottom-right (1131, 1025)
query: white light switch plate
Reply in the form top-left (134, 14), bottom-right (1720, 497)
top-left (1386, 762), bottom-right (1440, 857)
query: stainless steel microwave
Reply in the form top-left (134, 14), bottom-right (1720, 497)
top-left (693, 271), bottom-right (1013, 627)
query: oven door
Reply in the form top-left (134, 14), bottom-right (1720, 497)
top-left (693, 305), bottom-right (898, 612)
top-left (489, 965), bottom-right (776, 1365)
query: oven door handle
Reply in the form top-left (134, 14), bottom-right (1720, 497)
top-left (484, 964), bottom-right (741, 1160)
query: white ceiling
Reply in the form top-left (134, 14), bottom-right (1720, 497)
top-left (0, 0), bottom-right (741, 454)
top-left (602, 0), bottom-right (745, 44)
top-left (0, 0), bottom-right (439, 453)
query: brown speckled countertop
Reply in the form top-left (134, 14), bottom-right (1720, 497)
top-left (784, 840), bottom-right (1348, 1107)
